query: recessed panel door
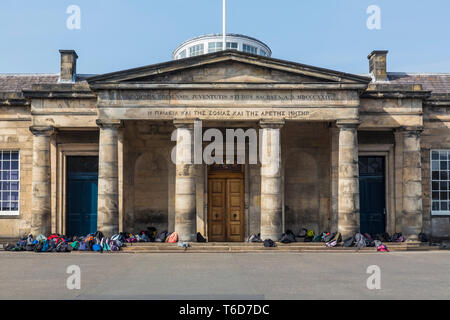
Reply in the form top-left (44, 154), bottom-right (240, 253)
top-left (208, 179), bottom-right (227, 242)
top-left (227, 179), bottom-right (244, 242)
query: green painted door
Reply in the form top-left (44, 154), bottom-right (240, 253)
top-left (66, 156), bottom-right (99, 237)
top-left (359, 156), bottom-right (386, 234)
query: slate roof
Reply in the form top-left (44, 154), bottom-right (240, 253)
top-left (387, 73), bottom-right (450, 94)
top-left (0, 74), bottom-right (59, 99)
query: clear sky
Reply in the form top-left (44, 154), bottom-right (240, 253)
top-left (0, 0), bottom-right (449, 75)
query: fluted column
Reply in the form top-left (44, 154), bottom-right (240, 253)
top-left (401, 127), bottom-right (423, 241)
top-left (174, 120), bottom-right (196, 241)
top-left (30, 126), bottom-right (55, 236)
top-left (337, 120), bottom-right (360, 238)
top-left (260, 120), bottom-right (284, 241)
top-left (97, 119), bottom-right (121, 236)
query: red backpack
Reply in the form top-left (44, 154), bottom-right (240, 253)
top-left (167, 232), bottom-right (178, 243)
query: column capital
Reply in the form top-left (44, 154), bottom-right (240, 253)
top-left (29, 126), bottom-right (56, 137)
top-left (396, 126), bottom-right (424, 136)
top-left (336, 119), bottom-right (361, 129)
top-left (259, 119), bottom-right (285, 129)
top-left (96, 119), bottom-right (122, 129)
top-left (173, 119), bottom-right (198, 129)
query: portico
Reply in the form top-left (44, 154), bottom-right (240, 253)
top-left (15, 49), bottom-right (432, 242)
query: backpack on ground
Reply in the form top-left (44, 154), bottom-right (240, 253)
top-left (56, 242), bottom-right (70, 252)
top-left (263, 239), bottom-right (276, 248)
top-left (377, 244), bottom-right (389, 252)
top-left (41, 240), bottom-right (49, 252)
top-left (4, 243), bottom-right (15, 251)
top-left (298, 228), bottom-right (308, 238)
top-left (391, 233), bottom-right (404, 242)
top-left (343, 236), bottom-right (355, 247)
top-left (167, 232), bottom-right (178, 243)
top-left (78, 241), bottom-right (89, 251)
top-left (280, 230), bottom-right (296, 244)
top-left (326, 240), bottom-right (338, 247)
top-left (197, 232), bottom-right (207, 243)
top-left (419, 233), bottom-right (428, 243)
top-left (312, 235), bottom-right (322, 242)
top-left (155, 231), bottom-right (168, 242)
top-left (355, 233), bottom-right (366, 249)
top-left (36, 234), bottom-right (47, 242)
top-left (70, 241), bottom-right (80, 251)
top-left (323, 233), bottom-right (335, 243)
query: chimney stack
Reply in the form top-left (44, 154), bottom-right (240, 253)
top-left (59, 50), bottom-right (78, 83)
top-left (368, 50), bottom-right (388, 82)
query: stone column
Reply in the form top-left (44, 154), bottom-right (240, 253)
top-left (174, 120), bottom-right (196, 241)
top-left (337, 120), bottom-right (360, 239)
top-left (260, 120), bottom-right (284, 241)
top-left (96, 119), bottom-right (121, 236)
top-left (401, 127), bottom-right (423, 241)
top-left (30, 126), bottom-right (55, 236)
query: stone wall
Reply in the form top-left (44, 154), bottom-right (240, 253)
top-left (123, 121), bottom-right (175, 233)
top-left (0, 106), bottom-right (33, 237)
top-left (283, 122), bottom-right (331, 234)
top-left (422, 104), bottom-right (450, 239)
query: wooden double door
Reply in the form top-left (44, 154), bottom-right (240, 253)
top-left (208, 177), bottom-right (245, 242)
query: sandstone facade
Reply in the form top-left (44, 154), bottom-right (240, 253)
top-left (0, 49), bottom-right (449, 241)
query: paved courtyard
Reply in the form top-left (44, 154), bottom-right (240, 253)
top-left (0, 251), bottom-right (449, 300)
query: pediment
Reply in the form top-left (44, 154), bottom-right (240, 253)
top-left (88, 50), bottom-right (371, 85)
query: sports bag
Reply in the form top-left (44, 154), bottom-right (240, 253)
top-left (326, 240), bottom-right (337, 247)
top-left (419, 233), bottom-right (428, 243)
top-left (197, 232), bottom-right (207, 243)
top-left (70, 241), bottom-right (80, 251)
top-left (167, 232), bottom-right (178, 243)
top-left (263, 239), bottom-right (276, 248)
top-left (355, 233), bottom-right (366, 249)
top-left (78, 241), bottom-right (89, 251)
top-left (299, 228), bottom-right (308, 238)
top-left (323, 233), bottom-right (335, 243)
top-left (343, 236), bottom-right (355, 247)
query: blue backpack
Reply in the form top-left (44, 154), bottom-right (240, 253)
top-left (78, 241), bottom-right (89, 251)
top-left (41, 241), bottom-right (49, 252)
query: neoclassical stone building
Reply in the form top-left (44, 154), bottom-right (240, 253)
top-left (0, 47), bottom-right (449, 242)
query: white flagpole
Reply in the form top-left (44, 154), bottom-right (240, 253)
top-left (222, 0), bottom-right (226, 50)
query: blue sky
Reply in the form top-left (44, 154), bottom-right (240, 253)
top-left (0, 0), bottom-right (449, 75)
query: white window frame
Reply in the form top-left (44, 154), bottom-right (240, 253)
top-left (431, 149), bottom-right (450, 216)
top-left (189, 44), bottom-right (204, 57)
top-left (0, 150), bottom-right (20, 216)
top-left (243, 44), bottom-right (258, 55)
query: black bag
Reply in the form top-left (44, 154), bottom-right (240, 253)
top-left (263, 239), bottom-right (276, 248)
top-left (4, 243), bottom-right (15, 251)
top-left (304, 236), bottom-right (313, 243)
top-left (298, 228), bottom-right (308, 238)
top-left (419, 233), bottom-right (428, 243)
top-left (197, 232), bottom-right (207, 242)
top-left (280, 230), bottom-right (296, 243)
